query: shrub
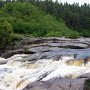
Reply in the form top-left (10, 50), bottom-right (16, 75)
top-left (80, 29), bottom-right (90, 37)
top-left (0, 18), bottom-right (13, 49)
top-left (0, 2), bottom-right (80, 38)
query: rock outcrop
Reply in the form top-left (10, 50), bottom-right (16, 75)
top-left (1, 37), bottom-right (90, 58)
top-left (22, 78), bottom-right (86, 90)
top-left (0, 37), bottom-right (90, 90)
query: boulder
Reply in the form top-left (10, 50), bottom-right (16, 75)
top-left (1, 49), bottom-right (35, 59)
top-left (78, 73), bottom-right (90, 79)
top-left (0, 57), bottom-right (8, 64)
top-left (0, 60), bottom-right (7, 64)
top-left (22, 78), bottom-right (86, 90)
top-left (66, 59), bottom-right (85, 66)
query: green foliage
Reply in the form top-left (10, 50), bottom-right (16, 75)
top-left (11, 33), bottom-right (23, 42)
top-left (27, 0), bottom-right (90, 37)
top-left (0, 18), bottom-right (13, 49)
top-left (0, 1), bottom-right (90, 37)
top-left (0, 2), bottom-right (79, 38)
top-left (0, 0), bottom-right (89, 51)
top-left (80, 29), bottom-right (90, 37)
top-left (83, 79), bottom-right (90, 90)
top-left (0, 1), bottom-right (88, 42)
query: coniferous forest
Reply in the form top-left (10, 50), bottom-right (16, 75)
top-left (0, 0), bottom-right (90, 49)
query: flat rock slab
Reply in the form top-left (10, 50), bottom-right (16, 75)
top-left (1, 37), bottom-right (90, 59)
top-left (22, 78), bottom-right (86, 90)
top-left (9, 37), bottom-right (90, 50)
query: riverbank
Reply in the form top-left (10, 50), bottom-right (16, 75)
top-left (0, 37), bottom-right (90, 90)
top-left (1, 37), bottom-right (90, 58)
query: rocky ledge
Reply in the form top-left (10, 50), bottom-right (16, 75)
top-left (1, 37), bottom-right (90, 58)
top-left (0, 37), bottom-right (90, 90)
top-left (22, 72), bottom-right (90, 90)
top-left (12, 37), bottom-right (90, 49)
top-left (23, 78), bottom-right (86, 90)
top-left (22, 37), bottom-right (90, 90)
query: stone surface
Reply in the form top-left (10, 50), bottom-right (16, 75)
top-left (0, 60), bottom-right (7, 64)
top-left (66, 59), bottom-right (85, 66)
top-left (78, 73), bottom-right (90, 79)
top-left (0, 37), bottom-right (90, 90)
top-left (22, 78), bottom-right (86, 90)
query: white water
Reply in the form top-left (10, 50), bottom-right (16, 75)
top-left (0, 54), bottom-right (90, 90)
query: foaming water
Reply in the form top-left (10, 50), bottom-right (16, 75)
top-left (0, 54), bottom-right (90, 90)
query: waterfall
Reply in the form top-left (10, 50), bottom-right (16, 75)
top-left (0, 54), bottom-right (90, 90)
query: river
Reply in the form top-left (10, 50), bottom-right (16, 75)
top-left (0, 37), bottom-right (90, 90)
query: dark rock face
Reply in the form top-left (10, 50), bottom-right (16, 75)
top-left (83, 79), bottom-right (90, 90)
top-left (23, 78), bottom-right (86, 90)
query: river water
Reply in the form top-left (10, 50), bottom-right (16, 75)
top-left (0, 48), bottom-right (90, 90)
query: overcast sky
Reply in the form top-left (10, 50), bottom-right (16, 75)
top-left (53, 0), bottom-right (90, 5)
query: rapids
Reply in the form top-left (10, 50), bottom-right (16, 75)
top-left (0, 49), bottom-right (90, 90)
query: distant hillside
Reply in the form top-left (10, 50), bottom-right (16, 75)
top-left (0, 2), bottom-right (78, 38)
top-left (28, 0), bottom-right (90, 37)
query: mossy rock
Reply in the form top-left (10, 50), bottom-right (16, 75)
top-left (66, 59), bottom-right (84, 66)
top-left (83, 79), bottom-right (90, 90)
top-left (87, 58), bottom-right (90, 62)
top-left (73, 60), bottom-right (84, 66)
top-left (66, 60), bottom-right (74, 65)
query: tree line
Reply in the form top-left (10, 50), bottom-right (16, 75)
top-left (24, 0), bottom-right (90, 37)
top-left (0, 0), bottom-right (89, 50)
top-left (0, 1), bottom-right (79, 49)
top-left (0, 0), bottom-right (90, 37)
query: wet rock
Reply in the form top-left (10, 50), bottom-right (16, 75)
top-left (1, 49), bottom-right (35, 59)
top-left (29, 46), bottom-right (50, 53)
top-left (78, 73), bottom-right (90, 79)
top-left (0, 60), bottom-right (7, 64)
top-left (59, 42), bottom-right (88, 49)
top-left (0, 58), bottom-right (8, 64)
top-left (1, 37), bottom-right (90, 59)
top-left (69, 78), bottom-right (85, 90)
top-left (22, 78), bottom-right (86, 90)
top-left (22, 81), bottom-right (51, 90)
top-left (0, 37), bottom-right (90, 90)
top-left (48, 84), bottom-right (62, 90)
top-left (87, 57), bottom-right (90, 62)
top-left (31, 42), bottom-right (88, 49)
top-left (66, 59), bottom-right (85, 66)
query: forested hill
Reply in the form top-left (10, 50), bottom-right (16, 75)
top-left (0, 1), bottom-right (78, 37)
top-left (0, 0), bottom-right (90, 49)
top-left (0, 1), bottom-right (79, 49)
top-left (25, 0), bottom-right (90, 37)
top-left (0, 0), bottom-right (90, 37)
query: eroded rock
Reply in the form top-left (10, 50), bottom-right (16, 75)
top-left (66, 59), bottom-right (85, 66)
top-left (22, 78), bottom-right (86, 90)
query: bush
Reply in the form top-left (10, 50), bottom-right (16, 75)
top-left (83, 79), bottom-right (90, 90)
top-left (0, 18), bottom-right (13, 49)
top-left (0, 2), bottom-right (80, 38)
top-left (80, 29), bottom-right (90, 37)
